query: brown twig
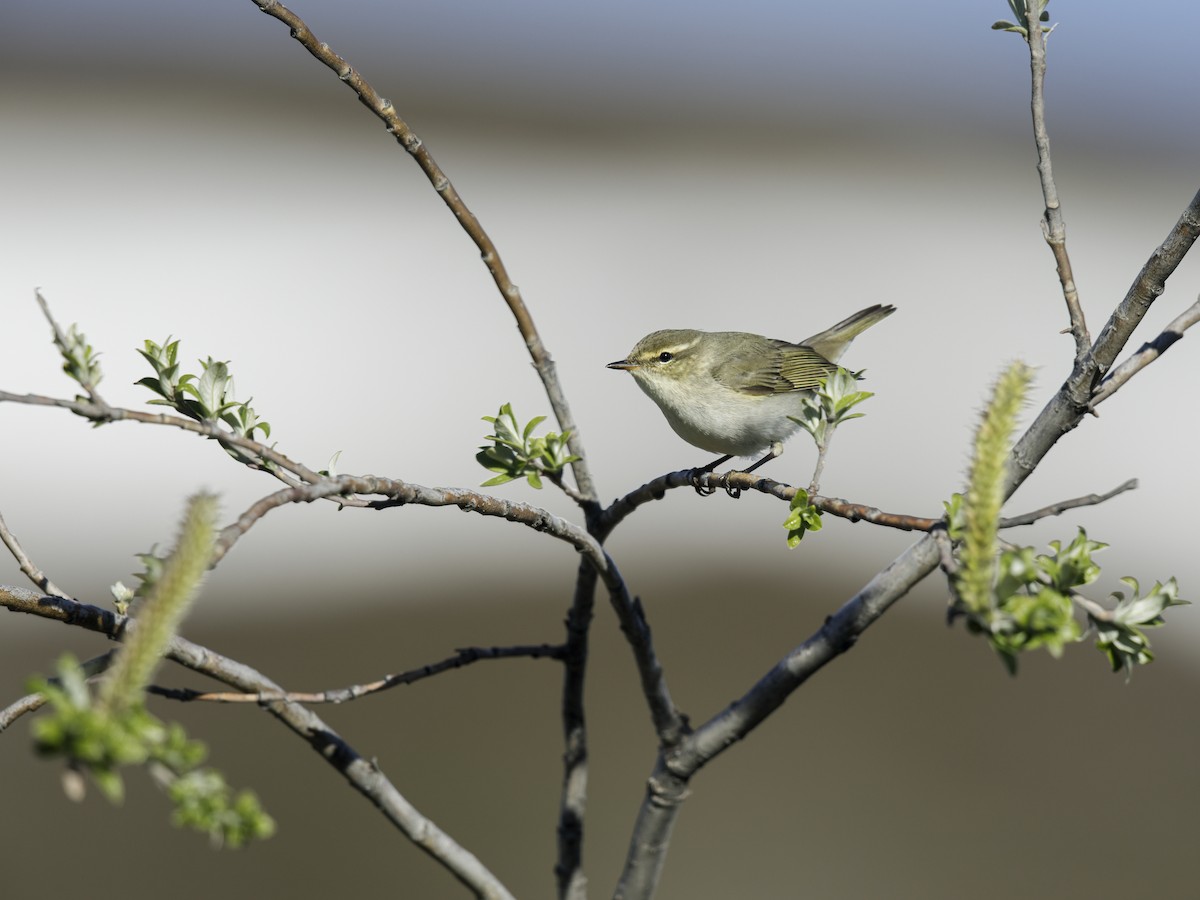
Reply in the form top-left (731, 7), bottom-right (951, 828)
top-left (1090, 296), bottom-right (1200, 409)
top-left (1025, 6), bottom-right (1089, 362)
top-left (998, 478), bottom-right (1137, 528)
top-left (147, 644), bottom-right (565, 704)
top-left (248, 0), bottom-right (595, 505)
top-left (601, 470), bottom-right (941, 535)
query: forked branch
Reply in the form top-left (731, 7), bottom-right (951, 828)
top-left (248, 0), bottom-right (595, 503)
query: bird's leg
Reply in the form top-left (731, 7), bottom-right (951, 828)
top-left (690, 454), bottom-right (732, 496)
top-left (741, 441), bottom-right (784, 475)
top-left (718, 442), bottom-right (783, 498)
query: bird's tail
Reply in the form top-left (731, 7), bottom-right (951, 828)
top-left (801, 304), bottom-right (896, 363)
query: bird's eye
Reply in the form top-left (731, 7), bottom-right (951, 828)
top-left (658, 352), bottom-right (674, 363)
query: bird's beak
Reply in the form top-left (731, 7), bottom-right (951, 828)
top-left (606, 359), bottom-right (638, 371)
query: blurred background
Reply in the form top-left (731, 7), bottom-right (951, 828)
top-left (2, 1), bottom-right (1198, 897)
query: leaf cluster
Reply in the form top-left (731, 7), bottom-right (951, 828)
top-left (946, 522), bottom-right (1187, 676)
top-left (788, 367), bottom-right (873, 447)
top-left (782, 489), bottom-right (823, 548)
top-left (51, 322), bottom-right (104, 396)
top-left (476, 403), bottom-right (580, 489)
top-left (1094, 576), bottom-right (1186, 677)
top-left (28, 655), bottom-right (274, 846)
top-left (137, 338), bottom-right (271, 456)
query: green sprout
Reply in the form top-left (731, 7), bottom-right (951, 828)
top-left (790, 367), bottom-right (874, 447)
top-left (783, 489), bottom-right (824, 548)
top-left (476, 403), bottom-right (580, 489)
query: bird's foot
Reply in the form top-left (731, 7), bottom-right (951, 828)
top-left (690, 468), bottom-right (744, 499)
top-left (689, 468), bottom-right (717, 496)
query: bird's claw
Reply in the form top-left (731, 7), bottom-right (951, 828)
top-left (689, 468), bottom-right (742, 498)
top-left (690, 468), bottom-right (717, 496)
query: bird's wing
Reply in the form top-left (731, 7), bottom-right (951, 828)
top-left (712, 338), bottom-right (837, 395)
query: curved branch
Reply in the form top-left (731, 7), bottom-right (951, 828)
top-left (600, 470), bottom-right (941, 536)
top-left (247, 0), bottom-right (596, 503)
top-left (146, 643), bottom-right (564, 704)
top-left (0, 391), bottom-right (326, 487)
top-left (0, 585), bottom-right (516, 900)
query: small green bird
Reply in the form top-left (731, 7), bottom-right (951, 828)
top-left (607, 304), bottom-right (895, 476)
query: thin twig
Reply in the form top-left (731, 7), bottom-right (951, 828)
top-left (1025, 6), bottom-right (1089, 361)
top-left (0, 508), bottom-right (68, 597)
top-left (0, 391), bottom-right (328, 488)
top-left (807, 428), bottom-right (834, 497)
top-left (248, 0), bottom-right (596, 504)
top-left (36, 290), bottom-right (108, 404)
top-left (1090, 296), bottom-right (1200, 409)
top-left (213, 481), bottom-right (359, 565)
top-left (0, 584), bottom-right (516, 900)
top-left (146, 644), bottom-right (564, 704)
top-left (998, 478), bottom-right (1137, 528)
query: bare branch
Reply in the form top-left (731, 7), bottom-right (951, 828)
top-left (0, 391), bottom-right (328, 489)
top-left (247, 0), bottom-right (596, 503)
top-left (212, 481), bottom-right (359, 565)
top-left (146, 644), bottom-right (564, 704)
top-left (998, 479), bottom-right (1138, 528)
top-left (0, 584), bottom-right (516, 900)
top-left (0, 508), bottom-right (69, 597)
top-left (1024, 6), bottom-right (1089, 360)
top-left (1090, 296), bottom-right (1200, 409)
top-left (601, 470), bottom-right (942, 535)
